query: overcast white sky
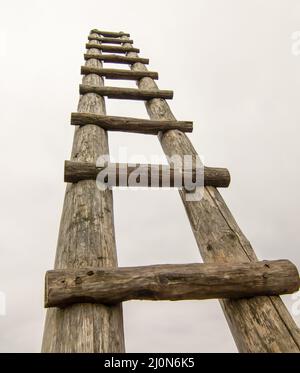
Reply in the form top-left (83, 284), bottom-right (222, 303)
top-left (0, 0), bottom-right (300, 352)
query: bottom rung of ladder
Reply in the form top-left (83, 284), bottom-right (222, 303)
top-left (45, 260), bottom-right (299, 307)
top-left (64, 160), bottom-right (231, 188)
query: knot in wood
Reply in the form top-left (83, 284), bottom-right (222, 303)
top-left (75, 276), bottom-right (82, 285)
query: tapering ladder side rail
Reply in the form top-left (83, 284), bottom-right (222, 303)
top-left (42, 32), bottom-right (125, 353)
top-left (71, 112), bottom-right (193, 134)
top-left (121, 36), bottom-right (300, 353)
top-left (64, 160), bottom-right (231, 188)
top-left (45, 260), bottom-right (300, 307)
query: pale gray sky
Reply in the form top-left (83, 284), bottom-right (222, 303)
top-left (0, 0), bottom-right (300, 352)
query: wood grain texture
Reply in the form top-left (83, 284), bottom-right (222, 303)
top-left (81, 66), bottom-right (158, 80)
top-left (88, 35), bottom-right (133, 44)
top-left (84, 53), bottom-right (149, 65)
top-left (80, 85), bottom-right (173, 100)
top-left (71, 112), bottom-right (193, 134)
top-left (64, 160), bottom-right (231, 188)
top-left (91, 29), bottom-right (130, 38)
top-left (86, 43), bottom-right (139, 54)
top-left (45, 260), bottom-right (300, 307)
top-left (41, 33), bottom-right (125, 353)
top-left (121, 36), bottom-right (300, 353)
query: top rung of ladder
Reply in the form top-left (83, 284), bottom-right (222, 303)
top-left (91, 29), bottom-right (130, 38)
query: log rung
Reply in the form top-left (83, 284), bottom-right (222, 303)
top-left (64, 160), bottom-right (231, 188)
top-left (80, 84), bottom-right (173, 100)
top-left (84, 53), bottom-right (149, 65)
top-left (45, 260), bottom-right (300, 307)
top-left (71, 112), bottom-right (193, 134)
top-left (81, 66), bottom-right (158, 80)
top-left (88, 35), bottom-right (134, 44)
top-left (86, 43), bottom-right (139, 54)
top-left (91, 29), bottom-right (130, 38)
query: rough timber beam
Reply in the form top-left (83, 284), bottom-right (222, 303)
top-left (64, 160), bottom-right (231, 188)
top-left (88, 35), bottom-right (134, 44)
top-left (71, 112), bottom-right (193, 134)
top-left (86, 43), bottom-right (139, 54)
top-left (45, 260), bottom-right (300, 307)
top-left (91, 29), bottom-right (130, 38)
top-left (84, 53), bottom-right (149, 65)
top-left (81, 66), bottom-right (158, 80)
top-left (79, 85), bottom-right (173, 100)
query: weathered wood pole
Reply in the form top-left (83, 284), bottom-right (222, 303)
top-left (45, 260), bottom-right (300, 307)
top-left (84, 54), bottom-right (149, 65)
top-left (79, 85), bottom-right (173, 100)
top-left (85, 43), bottom-right (139, 53)
top-left (87, 35), bottom-right (134, 44)
top-left (41, 32), bottom-right (125, 352)
top-left (64, 160), bottom-right (231, 188)
top-left (122, 36), bottom-right (300, 353)
top-left (91, 29), bottom-right (130, 38)
top-left (81, 66), bottom-right (159, 80)
top-left (71, 112), bottom-right (193, 134)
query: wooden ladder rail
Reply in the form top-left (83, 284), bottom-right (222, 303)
top-left (41, 32), bottom-right (125, 352)
top-left (119, 36), bottom-right (300, 353)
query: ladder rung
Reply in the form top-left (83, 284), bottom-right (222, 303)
top-left (71, 112), bottom-right (193, 134)
top-left (88, 35), bottom-right (134, 44)
top-left (64, 160), bottom-right (231, 188)
top-left (86, 43), bottom-right (139, 54)
top-left (81, 66), bottom-right (158, 80)
top-left (80, 84), bottom-right (173, 100)
top-left (45, 260), bottom-right (300, 307)
top-left (84, 53), bottom-right (149, 65)
top-left (91, 29), bottom-right (130, 38)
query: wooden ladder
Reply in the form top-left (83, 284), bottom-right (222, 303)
top-left (42, 29), bottom-right (300, 353)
